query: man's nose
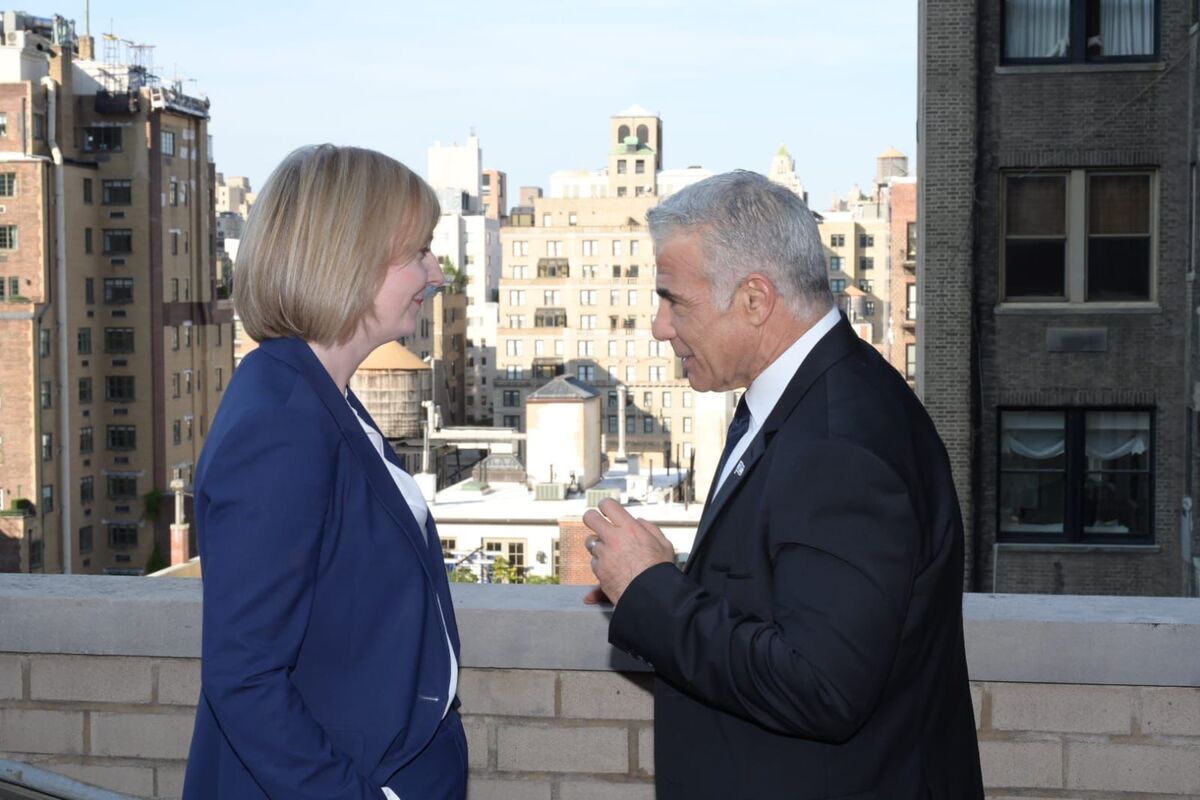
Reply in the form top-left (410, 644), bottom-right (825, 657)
top-left (651, 304), bottom-right (673, 341)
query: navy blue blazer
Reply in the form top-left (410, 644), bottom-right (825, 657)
top-left (183, 337), bottom-right (463, 799)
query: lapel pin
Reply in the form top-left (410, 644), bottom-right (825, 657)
top-left (734, 461), bottom-right (745, 477)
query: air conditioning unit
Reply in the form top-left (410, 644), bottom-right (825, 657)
top-left (534, 482), bottom-right (566, 501)
top-left (585, 488), bottom-right (621, 508)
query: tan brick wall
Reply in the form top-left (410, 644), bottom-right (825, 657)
top-left (2, 653), bottom-right (1199, 800)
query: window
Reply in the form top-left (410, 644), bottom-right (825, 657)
top-left (626, 340), bottom-right (637, 357)
top-left (617, 160), bottom-right (627, 175)
top-left (106, 425), bottom-right (136, 451)
top-left (441, 537), bottom-right (457, 560)
top-left (42, 484), bottom-right (53, 514)
top-left (107, 474), bottom-right (138, 499)
top-left (580, 315), bottom-right (596, 329)
top-left (607, 340), bottom-right (619, 357)
top-left (583, 240), bottom-right (598, 256)
top-left (104, 327), bottom-right (134, 353)
top-left (626, 415), bottom-right (636, 434)
top-left (503, 390), bottom-right (520, 407)
top-left (858, 280), bottom-right (873, 294)
top-left (171, 327), bottom-right (180, 350)
top-left (630, 240), bottom-right (640, 256)
top-left (40, 380), bottom-right (52, 409)
top-left (79, 426), bottom-right (93, 454)
top-left (612, 240), bottom-right (623, 257)
top-left (78, 378), bottom-right (92, 404)
top-left (41, 432), bottom-right (53, 461)
top-left (84, 228), bottom-right (93, 255)
top-left (907, 284), bottom-right (918, 320)
top-left (161, 130), bottom-right (176, 155)
top-left (83, 178), bottom-right (93, 204)
top-left (85, 278), bottom-right (94, 304)
top-left (105, 376), bottom-right (135, 402)
top-left (83, 127), bottom-right (122, 152)
top-left (569, 212), bottom-right (577, 226)
top-left (905, 344), bottom-right (917, 380)
top-left (0, 173), bottom-right (15, 197)
top-left (998, 409), bottom-right (1153, 543)
top-left (577, 365), bottom-right (596, 383)
top-left (1002, 0), bottom-right (1158, 63)
top-left (104, 278), bottom-right (133, 304)
top-left (169, 180), bottom-right (178, 206)
top-left (171, 278), bottom-right (179, 302)
top-left (830, 278), bottom-right (847, 293)
top-left (577, 340), bottom-right (594, 356)
top-left (215, 367), bottom-right (224, 391)
top-left (906, 222), bottom-right (918, 261)
top-left (628, 290), bottom-right (638, 306)
top-left (625, 365), bottom-right (636, 383)
top-left (77, 327), bottom-right (91, 355)
top-left (103, 229), bottom-right (132, 254)
top-left (508, 290), bottom-right (526, 306)
top-left (859, 257), bottom-right (874, 271)
top-left (7, 276), bottom-right (17, 297)
top-left (662, 391), bottom-right (672, 408)
top-left (1003, 171), bottom-right (1153, 302)
top-left (648, 340), bottom-right (665, 357)
top-left (170, 420), bottom-right (180, 446)
top-left (102, 179), bottom-right (132, 205)
top-left (643, 417), bottom-right (654, 433)
top-left (108, 524), bottom-right (138, 550)
top-left (546, 240), bottom-right (563, 257)
top-left (607, 415), bottom-right (618, 434)
top-left (0, 113), bottom-right (6, 137)
top-left (505, 340), bottom-right (523, 357)
top-left (580, 290), bottom-right (597, 305)
top-left (39, 328), bottom-right (51, 357)
top-left (829, 256), bottom-right (844, 271)
top-left (512, 240), bottom-right (529, 256)
top-left (683, 391), bottom-right (693, 408)
top-left (0, 225), bottom-right (17, 250)
top-left (864, 300), bottom-right (876, 315)
top-left (859, 233), bottom-right (875, 248)
top-left (683, 417), bottom-right (693, 433)
top-left (503, 414), bottom-right (521, 429)
top-left (79, 525), bottom-right (93, 554)
top-left (830, 234), bottom-right (845, 247)
top-left (648, 366), bottom-right (665, 383)
top-left (542, 214), bottom-right (552, 227)
top-left (80, 476), bottom-right (94, 504)
top-left (483, 539), bottom-right (526, 579)
top-left (171, 231), bottom-right (179, 256)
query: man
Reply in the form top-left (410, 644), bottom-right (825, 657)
top-left (583, 171), bottom-right (983, 799)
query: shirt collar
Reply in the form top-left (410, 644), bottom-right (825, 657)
top-left (743, 306), bottom-right (842, 427)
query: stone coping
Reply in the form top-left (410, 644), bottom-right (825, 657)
top-left (1, 576), bottom-right (1198, 686)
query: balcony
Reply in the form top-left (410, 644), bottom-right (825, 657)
top-left (0, 576), bottom-right (1197, 799)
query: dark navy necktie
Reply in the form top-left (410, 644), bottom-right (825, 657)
top-left (713, 396), bottom-right (751, 490)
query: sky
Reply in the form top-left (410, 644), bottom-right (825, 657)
top-left (64, 0), bottom-right (916, 211)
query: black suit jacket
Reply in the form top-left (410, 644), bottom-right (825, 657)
top-left (610, 319), bottom-right (984, 800)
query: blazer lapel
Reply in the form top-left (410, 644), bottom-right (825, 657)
top-left (257, 338), bottom-right (438, 587)
top-left (684, 318), bottom-right (862, 572)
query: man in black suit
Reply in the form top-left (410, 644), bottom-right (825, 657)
top-left (583, 171), bottom-right (984, 799)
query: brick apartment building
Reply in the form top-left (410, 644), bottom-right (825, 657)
top-left (921, 0), bottom-right (1198, 595)
top-left (0, 12), bottom-right (232, 574)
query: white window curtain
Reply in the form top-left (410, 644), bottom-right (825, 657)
top-left (1006, 0), bottom-right (1070, 58)
top-left (1097, 0), bottom-right (1155, 56)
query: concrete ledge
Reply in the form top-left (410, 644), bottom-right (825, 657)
top-left (1, 577), bottom-right (1199, 686)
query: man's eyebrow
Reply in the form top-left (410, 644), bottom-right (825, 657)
top-left (655, 287), bottom-right (677, 301)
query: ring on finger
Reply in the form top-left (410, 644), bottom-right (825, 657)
top-left (586, 535), bottom-right (599, 553)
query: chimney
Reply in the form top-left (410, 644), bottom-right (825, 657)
top-left (557, 517), bottom-right (595, 586)
top-left (78, 35), bottom-right (94, 60)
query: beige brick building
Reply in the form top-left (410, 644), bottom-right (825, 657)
top-left (496, 109), bottom-right (728, 493)
top-left (0, 14), bottom-right (232, 575)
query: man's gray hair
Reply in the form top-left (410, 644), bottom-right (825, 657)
top-left (647, 170), bottom-right (833, 320)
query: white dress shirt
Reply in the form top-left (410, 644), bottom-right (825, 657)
top-left (345, 398), bottom-right (457, 800)
top-left (714, 306), bottom-right (842, 494)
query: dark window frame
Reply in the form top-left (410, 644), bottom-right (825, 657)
top-left (1000, 0), bottom-right (1161, 65)
top-left (996, 406), bottom-right (1155, 545)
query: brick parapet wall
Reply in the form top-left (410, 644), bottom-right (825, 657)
top-left (0, 578), bottom-right (1197, 799)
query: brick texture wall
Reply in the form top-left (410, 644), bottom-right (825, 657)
top-left (0, 653), bottom-right (1197, 799)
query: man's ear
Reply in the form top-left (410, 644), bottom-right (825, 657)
top-left (739, 274), bottom-right (775, 326)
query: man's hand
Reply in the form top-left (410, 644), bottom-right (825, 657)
top-left (582, 498), bottom-right (675, 606)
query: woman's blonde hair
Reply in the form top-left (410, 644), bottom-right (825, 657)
top-left (234, 144), bottom-right (440, 345)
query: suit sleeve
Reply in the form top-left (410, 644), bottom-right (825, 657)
top-left (609, 439), bottom-right (918, 742)
top-left (198, 404), bottom-right (378, 799)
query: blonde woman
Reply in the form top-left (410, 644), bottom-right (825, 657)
top-left (184, 145), bottom-right (465, 799)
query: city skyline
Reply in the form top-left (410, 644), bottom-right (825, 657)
top-left (61, 0), bottom-right (916, 209)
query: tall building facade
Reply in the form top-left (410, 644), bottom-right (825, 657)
top-left (0, 14), bottom-right (232, 574)
top-left (921, 0), bottom-right (1198, 595)
top-left (496, 108), bottom-right (733, 498)
top-left (428, 135), bottom-right (501, 425)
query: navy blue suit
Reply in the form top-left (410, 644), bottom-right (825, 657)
top-left (183, 337), bottom-right (466, 799)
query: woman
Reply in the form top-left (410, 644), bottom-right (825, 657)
top-left (183, 145), bottom-right (465, 799)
